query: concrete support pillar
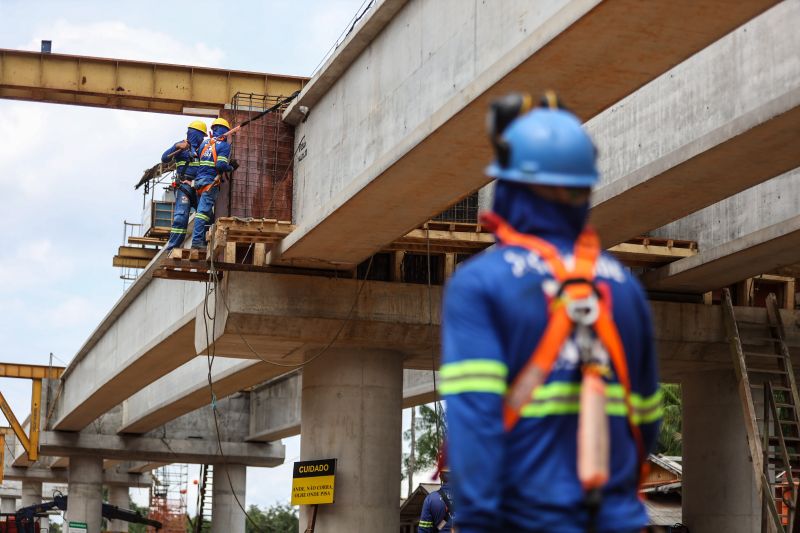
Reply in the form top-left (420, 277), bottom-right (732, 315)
top-left (299, 348), bottom-right (403, 532)
top-left (67, 455), bottom-right (103, 532)
top-left (683, 369), bottom-right (759, 532)
top-left (211, 463), bottom-right (247, 533)
top-left (0, 497), bottom-right (17, 516)
top-left (21, 482), bottom-right (48, 531)
top-left (107, 486), bottom-right (131, 532)
top-left (21, 481), bottom-right (42, 507)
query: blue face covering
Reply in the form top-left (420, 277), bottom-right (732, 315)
top-left (211, 125), bottom-right (229, 138)
top-left (186, 128), bottom-right (206, 150)
top-left (491, 181), bottom-right (589, 245)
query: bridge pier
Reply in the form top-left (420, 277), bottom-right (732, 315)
top-left (107, 485), bottom-right (130, 532)
top-left (683, 369), bottom-right (759, 532)
top-left (211, 463), bottom-right (247, 533)
top-left (67, 455), bottom-right (103, 532)
top-left (21, 482), bottom-right (48, 530)
top-left (299, 348), bottom-right (403, 532)
top-left (0, 496), bottom-right (17, 514)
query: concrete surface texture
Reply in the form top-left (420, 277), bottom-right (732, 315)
top-left (682, 370), bottom-right (759, 532)
top-left (106, 485), bottom-right (130, 533)
top-left (590, 0), bottom-right (800, 246)
top-left (211, 463), bottom-right (246, 533)
top-left (276, 0), bottom-right (777, 268)
top-left (299, 348), bottom-right (403, 532)
top-left (66, 455), bottom-right (103, 533)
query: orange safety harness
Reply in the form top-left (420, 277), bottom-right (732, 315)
top-left (196, 140), bottom-right (221, 195)
top-left (481, 212), bottom-right (648, 491)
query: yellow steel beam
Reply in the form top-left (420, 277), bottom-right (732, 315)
top-left (0, 49), bottom-right (308, 115)
top-left (0, 363), bottom-right (64, 380)
top-left (29, 379), bottom-right (41, 462)
top-left (0, 389), bottom-right (30, 454)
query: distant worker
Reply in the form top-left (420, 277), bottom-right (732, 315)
top-left (162, 120), bottom-right (207, 251)
top-left (441, 92), bottom-right (662, 533)
top-left (418, 467), bottom-right (454, 533)
top-left (191, 117), bottom-right (238, 250)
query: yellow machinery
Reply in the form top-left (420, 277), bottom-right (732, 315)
top-left (0, 363), bottom-right (65, 474)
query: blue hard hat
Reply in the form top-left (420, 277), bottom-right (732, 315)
top-left (485, 105), bottom-right (599, 187)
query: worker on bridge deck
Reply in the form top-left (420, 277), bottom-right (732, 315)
top-left (161, 120), bottom-right (206, 251)
top-left (441, 92), bottom-right (662, 533)
top-left (191, 117), bottom-right (236, 250)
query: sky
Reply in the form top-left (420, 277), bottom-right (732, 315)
top-left (0, 0), bottom-right (434, 519)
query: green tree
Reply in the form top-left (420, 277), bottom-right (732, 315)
top-left (244, 503), bottom-right (299, 533)
top-left (48, 522), bottom-right (62, 533)
top-left (403, 404), bottom-right (445, 481)
top-left (656, 383), bottom-right (682, 456)
top-left (127, 501), bottom-right (150, 533)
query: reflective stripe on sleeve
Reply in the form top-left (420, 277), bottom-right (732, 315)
top-left (195, 213), bottom-right (211, 222)
top-left (439, 359), bottom-right (508, 396)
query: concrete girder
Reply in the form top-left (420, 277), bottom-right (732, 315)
top-left (590, 1), bottom-right (800, 246)
top-left (274, 0), bottom-right (778, 268)
top-left (51, 256), bottom-right (206, 431)
top-left (39, 432), bottom-right (283, 467)
top-left (119, 358), bottom-right (282, 435)
top-left (642, 214), bottom-right (800, 293)
top-left (246, 370), bottom-right (436, 443)
top-left (2, 464), bottom-right (152, 488)
top-left (42, 395), bottom-right (284, 467)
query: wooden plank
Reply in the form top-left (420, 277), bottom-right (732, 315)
top-left (225, 242), bottom-right (237, 263)
top-left (444, 253), bottom-right (456, 279)
top-left (607, 242), bottom-right (696, 264)
top-left (117, 246), bottom-right (158, 260)
top-left (391, 251), bottom-right (405, 282)
top-left (722, 288), bottom-right (765, 497)
top-left (254, 243), bottom-right (267, 267)
top-left (152, 269), bottom-right (213, 282)
top-left (127, 236), bottom-right (166, 246)
top-left (112, 256), bottom-right (151, 269)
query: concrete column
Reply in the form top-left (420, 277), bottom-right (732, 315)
top-left (0, 497), bottom-right (17, 516)
top-left (107, 486), bottom-right (131, 532)
top-left (21, 482), bottom-right (47, 531)
top-left (67, 455), bottom-right (103, 532)
top-left (683, 369), bottom-right (759, 532)
top-left (299, 348), bottom-right (403, 532)
top-left (211, 463), bottom-right (246, 533)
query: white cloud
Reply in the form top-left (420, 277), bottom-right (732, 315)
top-left (23, 20), bottom-right (225, 67)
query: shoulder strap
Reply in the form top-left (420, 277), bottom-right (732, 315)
top-left (199, 140), bottom-right (219, 164)
top-left (485, 212), bottom-right (648, 484)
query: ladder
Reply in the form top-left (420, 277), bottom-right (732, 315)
top-left (194, 464), bottom-right (214, 533)
top-left (723, 288), bottom-right (800, 532)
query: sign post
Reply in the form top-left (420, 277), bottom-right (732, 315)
top-left (291, 458), bottom-right (337, 533)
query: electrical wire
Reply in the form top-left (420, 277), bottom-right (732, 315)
top-left (200, 229), bottom-right (375, 531)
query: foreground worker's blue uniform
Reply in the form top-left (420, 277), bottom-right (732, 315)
top-left (192, 125), bottom-right (233, 248)
top-left (418, 483), bottom-right (454, 532)
top-left (162, 127), bottom-right (205, 250)
top-left (442, 183), bottom-right (662, 533)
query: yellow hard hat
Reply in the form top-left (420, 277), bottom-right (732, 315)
top-left (211, 117), bottom-right (232, 130)
top-left (188, 120), bottom-right (207, 135)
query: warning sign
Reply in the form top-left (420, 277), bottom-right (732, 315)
top-left (291, 458), bottom-right (336, 505)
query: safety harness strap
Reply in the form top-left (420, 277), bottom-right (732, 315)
top-left (482, 211), bottom-right (647, 484)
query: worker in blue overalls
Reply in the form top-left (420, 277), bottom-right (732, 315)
top-left (191, 117), bottom-right (237, 250)
top-left (441, 92), bottom-right (662, 533)
top-left (161, 120), bottom-right (206, 251)
top-left (418, 467), bottom-right (454, 532)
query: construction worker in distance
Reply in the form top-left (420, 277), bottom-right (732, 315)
top-left (162, 120), bottom-right (207, 251)
top-left (191, 117), bottom-right (238, 250)
top-left (418, 467), bottom-right (454, 533)
top-left (441, 91), bottom-right (662, 533)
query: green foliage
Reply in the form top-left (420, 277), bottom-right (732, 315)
top-left (48, 523), bottom-right (62, 533)
top-left (656, 383), bottom-right (682, 456)
top-left (403, 404), bottom-right (445, 479)
top-left (127, 501), bottom-right (150, 533)
top-left (244, 503), bottom-right (299, 533)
